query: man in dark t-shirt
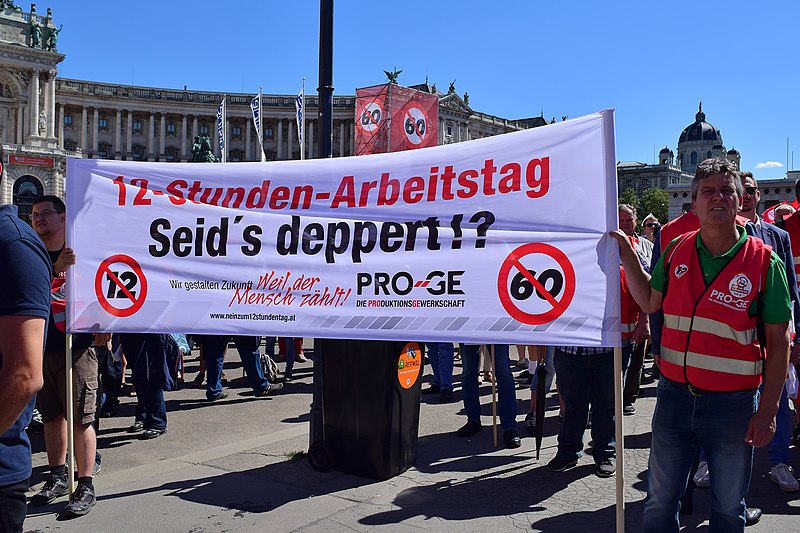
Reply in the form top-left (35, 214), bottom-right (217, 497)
top-left (28, 195), bottom-right (106, 518)
top-left (0, 202), bottom-right (50, 533)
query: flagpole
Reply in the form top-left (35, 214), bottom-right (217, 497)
top-left (301, 78), bottom-right (306, 160)
top-left (66, 332), bottom-right (75, 496)
top-left (259, 86), bottom-right (266, 162)
top-left (221, 95), bottom-right (227, 163)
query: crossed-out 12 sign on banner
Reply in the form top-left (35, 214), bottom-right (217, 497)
top-left (403, 106), bottom-right (427, 146)
top-left (94, 254), bottom-right (148, 318)
top-left (359, 101), bottom-right (382, 132)
top-left (497, 243), bottom-right (576, 326)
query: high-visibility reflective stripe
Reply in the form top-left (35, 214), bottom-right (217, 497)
top-left (663, 314), bottom-right (755, 345)
top-left (661, 346), bottom-right (763, 376)
top-left (794, 256), bottom-right (800, 265)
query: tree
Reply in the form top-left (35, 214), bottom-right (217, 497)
top-left (639, 187), bottom-right (668, 227)
top-left (618, 187), bottom-right (640, 212)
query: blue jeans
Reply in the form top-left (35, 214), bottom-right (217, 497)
top-left (204, 335), bottom-right (269, 399)
top-left (282, 337), bottom-right (297, 373)
top-left (134, 381), bottom-right (167, 430)
top-left (643, 377), bottom-right (757, 533)
top-left (459, 344), bottom-right (517, 430)
top-left (768, 386), bottom-right (793, 466)
top-left (553, 346), bottom-right (630, 464)
top-left (427, 342), bottom-right (454, 392)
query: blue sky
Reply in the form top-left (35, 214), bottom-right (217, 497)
top-left (48, 1), bottom-right (798, 178)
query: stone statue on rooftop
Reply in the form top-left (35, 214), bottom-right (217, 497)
top-left (46, 23), bottom-right (61, 51)
top-left (29, 18), bottom-right (41, 48)
top-left (384, 68), bottom-right (401, 84)
top-left (463, 92), bottom-right (469, 105)
top-left (448, 80), bottom-right (456, 94)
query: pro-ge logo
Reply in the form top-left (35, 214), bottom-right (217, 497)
top-left (729, 274), bottom-right (752, 299)
top-left (674, 264), bottom-right (689, 279)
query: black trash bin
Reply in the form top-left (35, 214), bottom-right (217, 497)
top-left (317, 339), bottom-right (423, 479)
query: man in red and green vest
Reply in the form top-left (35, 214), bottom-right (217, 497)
top-left (613, 158), bottom-right (792, 532)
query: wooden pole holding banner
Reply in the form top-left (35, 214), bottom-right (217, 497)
top-left (66, 333), bottom-right (76, 495)
top-left (613, 345), bottom-right (625, 533)
top-left (490, 344), bottom-right (497, 448)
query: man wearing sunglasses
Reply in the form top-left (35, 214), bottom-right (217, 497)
top-left (741, 172), bottom-right (800, 493)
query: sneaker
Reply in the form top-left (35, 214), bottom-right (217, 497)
top-left (770, 463), bottom-right (800, 492)
top-left (422, 384), bottom-right (441, 395)
top-left (438, 390), bottom-right (454, 403)
top-left (255, 383), bottom-right (284, 397)
top-left (63, 482), bottom-right (96, 516)
top-left (596, 458), bottom-right (616, 478)
top-left (504, 429), bottom-right (522, 449)
top-left (283, 370), bottom-right (293, 382)
top-left (127, 420), bottom-right (144, 433)
top-left (207, 391), bottom-right (229, 401)
top-left (623, 404), bottom-right (636, 416)
top-left (31, 475), bottom-right (69, 505)
top-left (456, 420), bottom-right (483, 437)
top-left (524, 412), bottom-right (536, 436)
top-left (693, 460), bottom-right (710, 487)
top-left (546, 455), bottom-right (578, 472)
top-left (141, 427), bottom-right (167, 439)
top-left (296, 352), bottom-right (308, 363)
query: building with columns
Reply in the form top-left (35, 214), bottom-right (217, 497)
top-left (0, 6), bottom-right (546, 219)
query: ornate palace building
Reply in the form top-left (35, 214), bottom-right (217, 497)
top-left (0, 5), bottom-right (547, 218)
top-left (617, 104), bottom-right (793, 219)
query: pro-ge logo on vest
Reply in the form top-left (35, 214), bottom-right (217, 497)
top-left (674, 264), bottom-right (688, 279)
top-left (729, 274), bottom-right (752, 299)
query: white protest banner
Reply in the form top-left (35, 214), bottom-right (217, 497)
top-left (66, 109), bottom-right (621, 346)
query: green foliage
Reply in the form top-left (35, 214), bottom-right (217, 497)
top-left (639, 188), bottom-right (669, 226)
top-left (618, 187), bottom-right (640, 212)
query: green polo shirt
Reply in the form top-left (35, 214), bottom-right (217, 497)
top-left (650, 226), bottom-right (791, 324)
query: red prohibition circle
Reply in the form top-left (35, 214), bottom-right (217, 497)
top-left (497, 243), bottom-right (576, 325)
top-left (94, 254), bottom-right (148, 317)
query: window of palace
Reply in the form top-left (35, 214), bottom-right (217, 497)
top-left (166, 122), bottom-right (176, 136)
top-left (98, 117), bottom-right (109, 132)
top-left (64, 114), bottom-right (73, 128)
top-left (200, 124), bottom-right (209, 136)
top-left (98, 142), bottom-right (112, 159)
top-left (165, 146), bottom-right (179, 161)
top-left (12, 176), bottom-right (43, 221)
top-left (133, 119), bottom-right (143, 134)
top-left (132, 144), bottom-right (145, 161)
top-left (232, 125), bottom-right (242, 139)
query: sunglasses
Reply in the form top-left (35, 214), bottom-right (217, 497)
top-left (644, 223), bottom-right (660, 228)
top-left (744, 186), bottom-right (758, 195)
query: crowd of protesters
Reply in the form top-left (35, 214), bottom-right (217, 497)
top-left (4, 161), bottom-right (800, 533)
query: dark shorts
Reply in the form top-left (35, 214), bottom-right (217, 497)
top-left (37, 347), bottom-right (98, 426)
top-left (0, 479), bottom-right (29, 533)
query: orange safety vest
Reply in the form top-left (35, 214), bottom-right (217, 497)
top-left (620, 265), bottom-right (640, 340)
top-left (660, 230), bottom-right (770, 391)
top-left (782, 211), bottom-right (800, 290)
top-left (660, 211), bottom-right (751, 255)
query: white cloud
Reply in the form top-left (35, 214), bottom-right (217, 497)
top-left (755, 161), bottom-right (784, 169)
